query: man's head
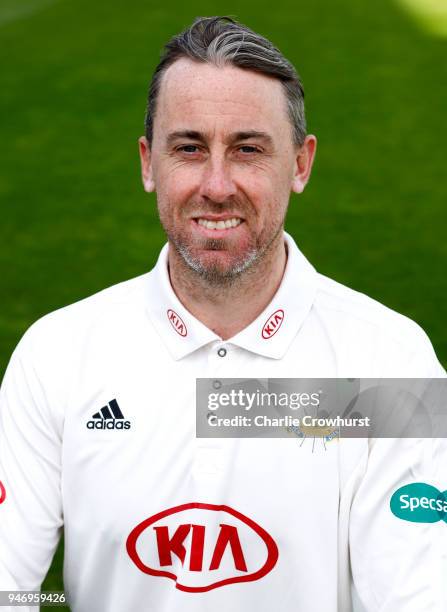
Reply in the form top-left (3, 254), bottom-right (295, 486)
top-left (139, 16), bottom-right (316, 285)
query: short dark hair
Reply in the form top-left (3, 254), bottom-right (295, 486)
top-left (145, 16), bottom-right (306, 147)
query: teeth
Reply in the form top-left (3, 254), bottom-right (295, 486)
top-left (197, 218), bottom-right (242, 230)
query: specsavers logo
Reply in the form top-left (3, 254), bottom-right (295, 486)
top-left (126, 503), bottom-right (278, 592)
top-left (390, 483), bottom-right (447, 523)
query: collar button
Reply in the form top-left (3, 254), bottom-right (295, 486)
top-left (217, 347), bottom-right (227, 358)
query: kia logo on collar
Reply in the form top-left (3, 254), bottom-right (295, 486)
top-left (167, 309), bottom-right (187, 337)
top-left (262, 309), bottom-right (284, 339)
top-left (126, 502), bottom-right (278, 592)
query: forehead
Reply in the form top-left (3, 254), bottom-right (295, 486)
top-left (154, 58), bottom-right (292, 140)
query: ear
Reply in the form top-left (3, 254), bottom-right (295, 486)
top-left (138, 136), bottom-right (155, 193)
top-left (291, 134), bottom-right (317, 194)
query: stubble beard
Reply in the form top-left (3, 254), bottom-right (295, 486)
top-left (167, 225), bottom-right (284, 288)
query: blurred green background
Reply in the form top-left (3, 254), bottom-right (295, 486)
top-left (1, 0), bottom-right (446, 608)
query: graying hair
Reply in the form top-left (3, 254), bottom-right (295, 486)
top-left (145, 16), bottom-right (307, 147)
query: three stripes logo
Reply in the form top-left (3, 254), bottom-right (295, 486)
top-left (86, 399), bottom-right (131, 430)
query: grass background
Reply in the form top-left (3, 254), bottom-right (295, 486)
top-left (1, 0), bottom-right (446, 608)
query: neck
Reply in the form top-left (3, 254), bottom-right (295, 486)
top-left (167, 232), bottom-right (287, 340)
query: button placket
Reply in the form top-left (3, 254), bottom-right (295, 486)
top-left (193, 343), bottom-right (234, 482)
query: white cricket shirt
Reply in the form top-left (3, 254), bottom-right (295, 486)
top-left (0, 232), bottom-right (445, 612)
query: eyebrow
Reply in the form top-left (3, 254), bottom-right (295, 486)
top-left (166, 130), bottom-right (274, 147)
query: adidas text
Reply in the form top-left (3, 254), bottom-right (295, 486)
top-left (86, 420), bottom-right (131, 430)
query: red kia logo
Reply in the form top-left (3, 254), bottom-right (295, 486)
top-left (167, 309), bottom-right (187, 337)
top-left (261, 309), bottom-right (284, 339)
top-left (126, 502), bottom-right (278, 592)
top-left (0, 481), bottom-right (6, 504)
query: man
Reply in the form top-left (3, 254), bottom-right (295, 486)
top-left (0, 16), bottom-right (445, 612)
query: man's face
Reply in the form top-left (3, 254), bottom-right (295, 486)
top-left (140, 58), bottom-right (315, 282)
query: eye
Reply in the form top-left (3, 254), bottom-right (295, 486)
top-left (177, 144), bottom-right (200, 154)
top-left (238, 145), bottom-right (261, 154)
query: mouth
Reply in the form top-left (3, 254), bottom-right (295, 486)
top-left (190, 214), bottom-right (245, 237)
top-left (196, 217), bottom-right (242, 230)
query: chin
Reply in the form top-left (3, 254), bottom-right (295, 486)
top-left (180, 246), bottom-right (259, 283)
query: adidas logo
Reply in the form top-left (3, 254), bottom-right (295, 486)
top-left (86, 399), bottom-right (131, 430)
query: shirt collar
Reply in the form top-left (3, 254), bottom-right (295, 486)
top-left (144, 232), bottom-right (317, 360)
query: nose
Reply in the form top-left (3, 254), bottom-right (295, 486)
top-left (198, 155), bottom-right (237, 203)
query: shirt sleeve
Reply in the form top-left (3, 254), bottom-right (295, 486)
top-left (0, 327), bottom-right (63, 601)
top-left (349, 437), bottom-right (444, 612)
top-left (349, 338), bottom-right (446, 612)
